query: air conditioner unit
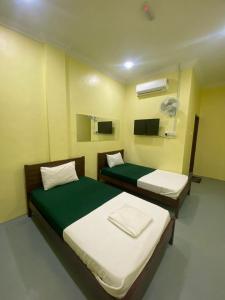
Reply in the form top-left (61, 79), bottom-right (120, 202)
top-left (136, 79), bottom-right (168, 95)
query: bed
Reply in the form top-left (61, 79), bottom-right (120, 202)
top-left (97, 150), bottom-right (192, 218)
top-left (24, 156), bottom-right (175, 300)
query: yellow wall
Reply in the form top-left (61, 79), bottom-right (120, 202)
top-left (0, 24), bottom-right (204, 223)
top-left (0, 26), bottom-right (49, 222)
top-left (44, 45), bottom-right (70, 161)
top-left (68, 58), bottom-right (125, 179)
top-left (194, 86), bottom-right (225, 181)
top-left (123, 69), bottom-right (194, 174)
top-left (0, 25), bottom-right (125, 223)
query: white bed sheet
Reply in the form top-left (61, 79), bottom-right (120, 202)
top-left (63, 192), bottom-right (170, 299)
top-left (137, 169), bottom-right (188, 199)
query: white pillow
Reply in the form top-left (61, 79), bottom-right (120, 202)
top-left (41, 161), bottom-right (78, 191)
top-left (107, 152), bottom-right (124, 168)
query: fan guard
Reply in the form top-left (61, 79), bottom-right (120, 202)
top-left (160, 97), bottom-right (179, 117)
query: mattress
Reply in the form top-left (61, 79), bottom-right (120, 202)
top-left (31, 176), bottom-right (121, 235)
top-left (101, 163), bottom-right (155, 185)
top-left (137, 169), bottom-right (188, 199)
top-left (63, 192), bottom-right (170, 299)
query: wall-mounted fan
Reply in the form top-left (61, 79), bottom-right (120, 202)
top-left (160, 97), bottom-right (179, 117)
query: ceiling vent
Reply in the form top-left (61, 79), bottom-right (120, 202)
top-left (136, 79), bottom-right (168, 96)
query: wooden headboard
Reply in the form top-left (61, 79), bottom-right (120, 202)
top-left (97, 149), bottom-right (124, 180)
top-left (24, 156), bottom-right (85, 200)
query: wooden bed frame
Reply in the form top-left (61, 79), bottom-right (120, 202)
top-left (24, 156), bottom-right (175, 300)
top-left (97, 150), bottom-right (192, 218)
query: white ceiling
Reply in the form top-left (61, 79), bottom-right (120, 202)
top-left (1, 0), bottom-right (225, 86)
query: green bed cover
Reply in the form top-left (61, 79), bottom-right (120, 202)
top-left (31, 176), bottom-right (121, 236)
top-left (101, 163), bottom-right (155, 185)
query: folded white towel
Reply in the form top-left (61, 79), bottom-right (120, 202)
top-left (108, 205), bottom-right (152, 238)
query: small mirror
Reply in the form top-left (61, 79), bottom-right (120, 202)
top-left (76, 114), bottom-right (91, 142)
top-left (76, 114), bottom-right (119, 142)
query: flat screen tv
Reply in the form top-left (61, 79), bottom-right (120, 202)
top-left (134, 119), bottom-right (159, 136)
top-left (98, 121), bottom-right (113, 134)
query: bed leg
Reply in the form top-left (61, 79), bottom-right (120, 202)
top-left (169, 220), bottom-right (175, 245)
top-left (174, 207), bottom-right (179, 219)
top-left (188, 188), bottom-right (191, 195)
top-left (27, 207), bottom-right (32, 218)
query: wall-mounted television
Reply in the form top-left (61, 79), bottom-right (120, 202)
top-left (134, 119), bottom-right (159, 136)
top-left (98, 121), bottom-right (113, 134)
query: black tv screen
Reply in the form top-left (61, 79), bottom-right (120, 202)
top-left (133, 120), bottom-right (146, 135)
top-left (98, 121), bottom-right (113, 134)
top-left (134, 119), bottom-right (159, 136)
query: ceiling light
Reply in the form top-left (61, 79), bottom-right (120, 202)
top-left (17, 0), bottom-right (35, 4)
top-left (87, 75), bottom-right (100, 86)
top-left (124, 61), bottom-right (134, 70)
